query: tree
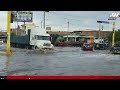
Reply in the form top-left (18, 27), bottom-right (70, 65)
top-left (56, 35), bottom-right (65, 42)
top-left (115, 30), bottom-right (120, 42)
top-left (107, 32), bottom-right (112, 42)
top-left (0, 33), bottom-right (6, 36)
top-left (107, 30), bottom-right (120, 43)
top-left (10, 32), bottom-right (16, 36)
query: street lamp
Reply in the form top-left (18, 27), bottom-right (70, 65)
top-left (97, 20), bottom-right (109, 43)
top-left (97, 21), bottom-right (109, 37)
top-left (67, 20), bottom-right (69, 41)
top-left (112, 22), bottom-right (115, 47)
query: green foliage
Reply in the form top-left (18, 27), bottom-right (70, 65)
top-left (56, 36), bottom-right (65, 42)
top-left (0, 33), bottom-right (6, 37)
top-left (115, 30), bottom-right (120, 42)
top-left (107, 32), bottom-right (112, 42)
top-left (107, 30), bottom-right (120, 43)
top-left (10, 33), bottom-right (16, 36)
top-left (51, 34), bottom-right (65, 43)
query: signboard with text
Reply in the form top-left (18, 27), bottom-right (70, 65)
top-left (12, 11), bottom-right (33, 22)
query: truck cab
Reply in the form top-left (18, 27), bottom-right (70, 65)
top-left (29, 27), bottom-right (54, 49)
top-left (31, 34), bottom-right (53, 49)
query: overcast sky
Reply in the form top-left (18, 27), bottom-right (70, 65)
top-left (0, 11), bottom-right (120, 32)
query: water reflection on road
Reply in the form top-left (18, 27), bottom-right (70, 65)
top-left (0, 46), bottom-right (120, 76)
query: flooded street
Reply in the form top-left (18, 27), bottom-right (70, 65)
top-left (1, 11), bottom-right (120, 77)
top-left (1, 45), bottom-right (120, 76)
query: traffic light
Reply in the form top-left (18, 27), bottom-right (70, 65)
top-left (11, 12), bottom-right (13, 23)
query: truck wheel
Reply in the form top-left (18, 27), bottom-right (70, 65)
top-left (35, 46), bottom-right (38, 49)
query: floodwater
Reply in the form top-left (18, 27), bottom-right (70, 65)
top-left (0, 44), bottom-right (120, 76)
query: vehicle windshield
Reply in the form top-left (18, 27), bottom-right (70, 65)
top-left (35, 35), bottom-right (50, 40)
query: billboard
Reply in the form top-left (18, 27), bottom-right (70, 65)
top-left (12, 11), bottom-right (33, 22)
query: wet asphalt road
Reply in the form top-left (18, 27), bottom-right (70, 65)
top-left (0, 45), bottom-right (120, 76)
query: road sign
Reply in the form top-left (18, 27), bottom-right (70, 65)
top-left (97, 21), bottom-right (109, 24)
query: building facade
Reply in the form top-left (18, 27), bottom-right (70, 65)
top-left (47, 30), bottom-right (112, 39)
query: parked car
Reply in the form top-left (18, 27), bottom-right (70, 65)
top-left (94, 43), bottom-right (111, 50)
top-left (81, 43), bottom-right (94, 51)
top-left (110, 42), bottom-right (120, 54)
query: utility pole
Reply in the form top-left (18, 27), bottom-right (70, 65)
top-left (108, 16), bottom-right (116, 48)
top-left (6, 11), bottom-right (11, 56)
top-left (97, 20), bottom-right (109, 39)
top-left (67, 20), bottom-right (69, 41)
top-left (112, 21), bottom-right (115, 47)
top-left (41, 21), bottom-right (42, 28)
top-left (23, 21), bottom-right (26, 35)
top-left (43, 11), bottom-right (49, 29)
top-left (68, 20), bottom-right (69, 33)
top-left (43, 11), bottom-right (45, 29)
top-left (16, 21), bottom-right (19, 35)
top-left (98, 23), bottom-right (101, 39)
